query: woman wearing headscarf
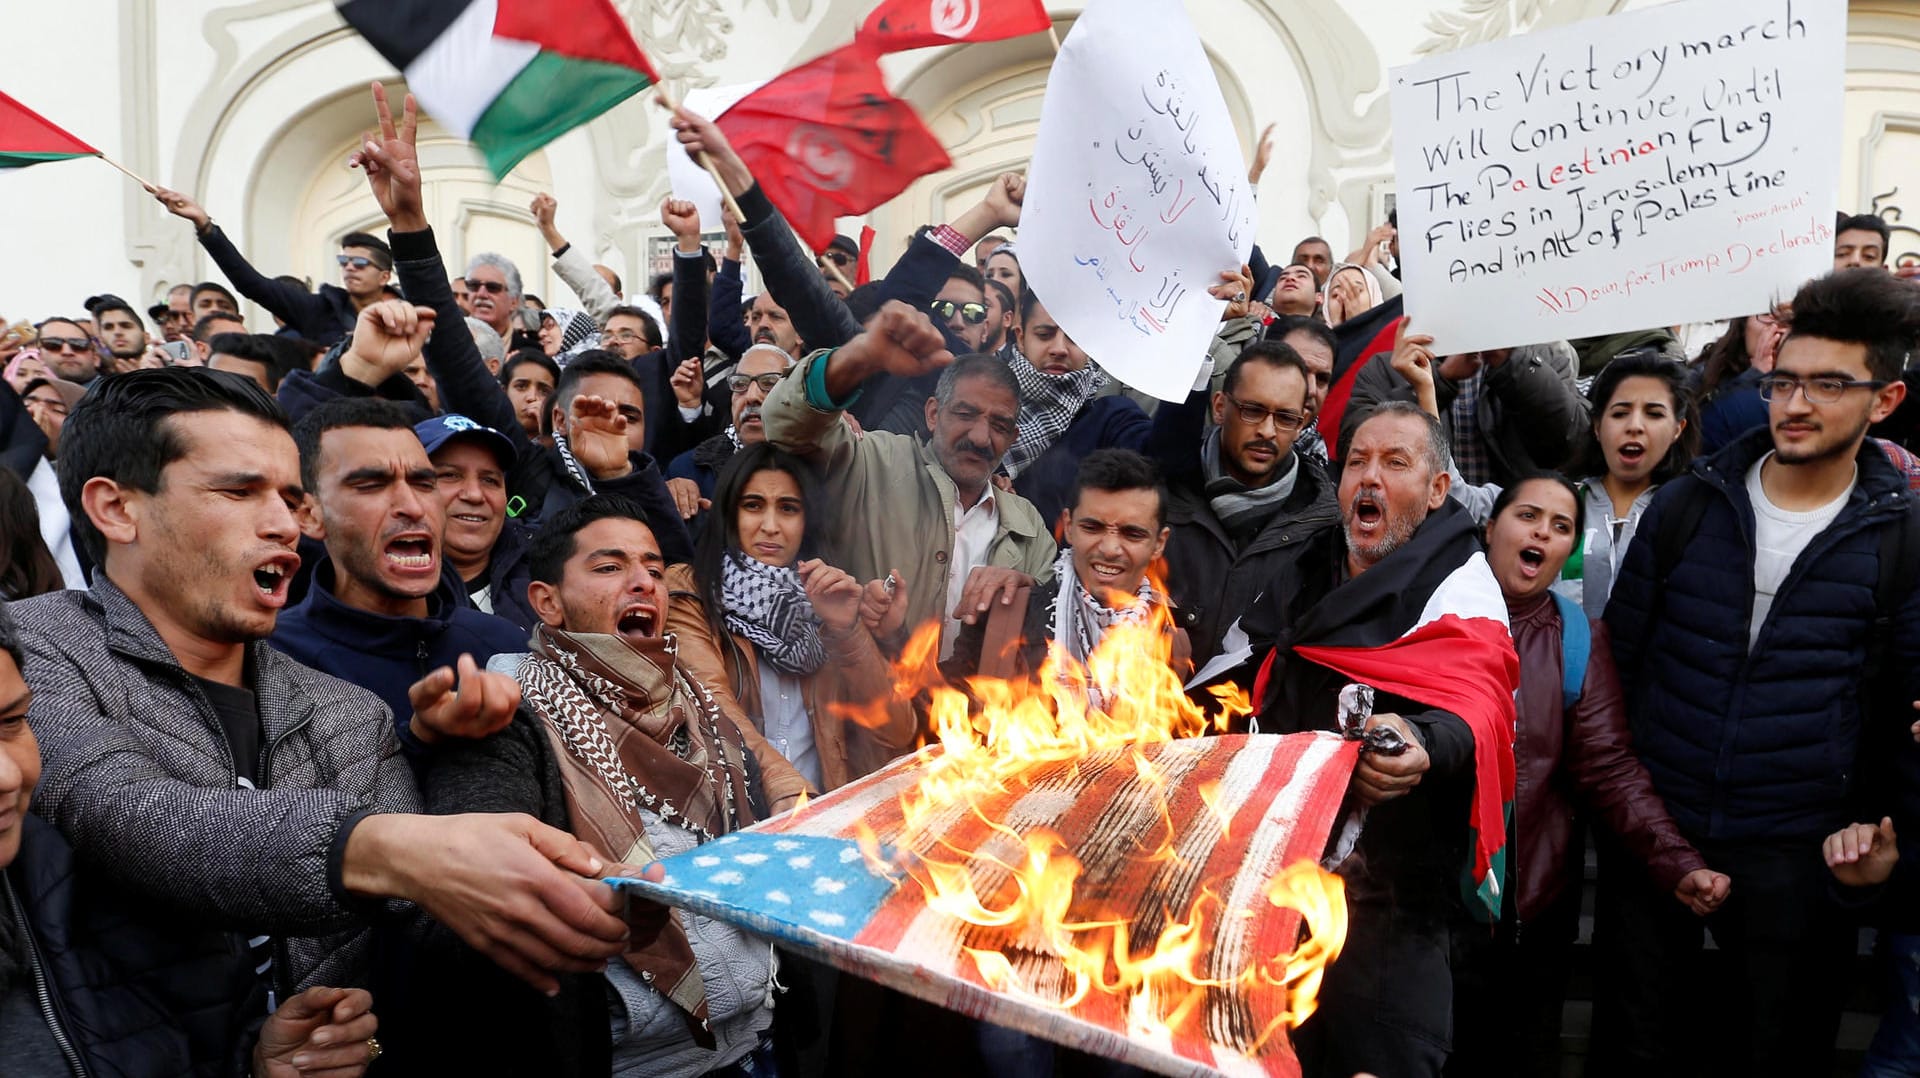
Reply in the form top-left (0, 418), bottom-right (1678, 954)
top-left (538, 306), bottom-right (599, 364)
top-left (1323, 261), bottom-right (1383, 326)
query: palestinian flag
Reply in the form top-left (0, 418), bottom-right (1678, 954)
top-left (1313, 292), bottom-right (1403, 459)
top-left (1252, 500), bottom-right (1519, 920)
top-left (336, 0), bottom-right (659, 177)
top-left (0, 92), bottom-right (99, 170)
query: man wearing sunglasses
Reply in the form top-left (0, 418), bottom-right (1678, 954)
top-left (1597, 267), bottom-right (1920, 1075)
top-left (151, 185), bottom-right (390, 347)
top-left (932, 265), bottom-right (993, 353)
top-left (32, 317), bottom-right (100, 383)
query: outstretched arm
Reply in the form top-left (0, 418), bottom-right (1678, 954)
top-left (352, 82), bottom-right (527, 447)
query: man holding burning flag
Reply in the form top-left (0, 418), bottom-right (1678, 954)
top-left (1232, 401), bottom-right (1520, 1078)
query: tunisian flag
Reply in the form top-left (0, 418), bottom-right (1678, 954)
top-left (858, 0), bottom-right (1052, 52)
top-left (717, 42), bottom-right (952, 252)
top-left (1253, 501), bottom-right (1519, 920)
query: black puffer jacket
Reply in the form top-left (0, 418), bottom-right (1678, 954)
top-left (1605, 428), bottom-right (1920, 840)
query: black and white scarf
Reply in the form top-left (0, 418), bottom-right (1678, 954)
top-left (1001, 344), bottom-right (1106, 480)
top-left (1049, 547), bottom-right (1156, 665)
top-left (553, 432), bottom-right (597, 495)
top-left (1201, 427), bottom-right (1298, 542)
top-left (720, 550), bottom-right (827, 676)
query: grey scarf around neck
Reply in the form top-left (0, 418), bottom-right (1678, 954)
top-left (1201, 426), bottom-right (1298, 541)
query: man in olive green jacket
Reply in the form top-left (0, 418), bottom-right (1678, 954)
top-left (763, 303), bottom-right (1056, 658)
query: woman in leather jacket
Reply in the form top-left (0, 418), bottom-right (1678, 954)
top-left (1446, 473), bottom-right (1728, 1078)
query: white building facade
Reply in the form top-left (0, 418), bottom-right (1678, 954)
top-left (4, 0), bottom-right (1917, 324)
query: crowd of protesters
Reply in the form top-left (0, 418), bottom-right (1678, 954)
top-left (3, 79), bottom-right (1920, 1078)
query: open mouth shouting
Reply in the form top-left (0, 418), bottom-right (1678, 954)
top-left (615, 601), bottom-right (659, 642)
top-left (383, 531), bottom-right (438, 581)
top-left (1614, 440), bottom-right (1646, 469)
top-left (1349, 491), bottom-right (1385, 536)
top-left (1516, 544), bottom-right (1548, 579)
top-left (251, 552), bottom-right (301, 608)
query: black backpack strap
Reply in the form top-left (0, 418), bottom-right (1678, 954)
top-left (1865, 498), bottom-right (1920, 686)
top-left (1652, 475), bottom-right (1711, 590)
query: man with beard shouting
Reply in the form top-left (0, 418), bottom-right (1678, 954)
top-left (1222, 401), bottom-right (1520, 1078)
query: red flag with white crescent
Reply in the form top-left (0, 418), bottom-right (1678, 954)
top-left (716, 43), bottom-right (952, 251)
top-left (857, 0), bottom-right (1052, 52)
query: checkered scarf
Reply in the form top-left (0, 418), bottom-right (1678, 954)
top-left (720, 550), bottom-right (827, 676)
top-left (1001, 344), bottom-right (1106, 480)
top-left (1450, 370), bottom-right (1494, 486)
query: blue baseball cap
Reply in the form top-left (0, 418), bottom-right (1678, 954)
top-left (413, 414), bottom-right (516, 470)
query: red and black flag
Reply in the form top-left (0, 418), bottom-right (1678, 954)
top-left (716, 43), bottom-right (951, 252)
top-left (1313, 293), bottom-right (1404, 460)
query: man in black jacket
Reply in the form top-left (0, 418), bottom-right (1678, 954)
top-left (1151, 341), bottom-right (1339, 668)
top-left (1596, 268), bottom-right (1920, 1077)
top-left (151, 186), bottom-right (391, 348)
top-left (1227, 403), bottom-right (1514, 1078)
top-left (271, 397), bottom-right (527, 742)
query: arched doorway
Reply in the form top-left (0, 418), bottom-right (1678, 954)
top-left (248, 86), bottom-right (567, 316)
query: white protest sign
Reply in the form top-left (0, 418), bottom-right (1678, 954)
top-left (669, 82), bottom-right (766, 230)
top-left (1389, 0), bottom-right (1844, 355)
top-left (1018, 0), bottom-right (1256, 402)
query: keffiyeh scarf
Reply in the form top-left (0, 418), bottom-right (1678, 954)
top-left (514, 625), bottom-right (759, 1023)
top-left (1049, 547), bottom-right (1157, 666)
top-left (1001, 343), bottom-right (1106, 480)
top-left (720, 550), bottom-right (827, 676)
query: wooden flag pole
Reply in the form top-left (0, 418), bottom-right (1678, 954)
top-left (95, 151), bottom-right (155, 190)
top-left (651, 86), bottom-right (747, 223)
top-left (1046, 25), bottom-right (1063, 54)
top-left (821, 259), bottom-right (854, 292)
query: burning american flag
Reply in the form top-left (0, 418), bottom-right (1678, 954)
top-left (615, 617), bottom-right (1360, 1078)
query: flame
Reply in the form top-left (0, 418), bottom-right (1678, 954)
top-left (864, 589), bottom-right (1348, 1056)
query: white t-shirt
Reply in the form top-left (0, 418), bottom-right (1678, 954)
top-left (1745, 452), bottom-right (1855, 647)
top-left (942, 488), bottom-right (999, 659)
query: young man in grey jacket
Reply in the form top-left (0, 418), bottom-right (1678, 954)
top-left (17, 367), bottom-right (637, 1068)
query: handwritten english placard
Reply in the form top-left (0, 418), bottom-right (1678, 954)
top-left (1018, 0), bottom-right (1256, 402)
top-left (1388, 0), bottom-right (1844, 355)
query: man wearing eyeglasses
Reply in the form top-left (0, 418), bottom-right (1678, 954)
top-left (146, 284), bottom-right (195, 343)
top-left (1155, 341), bottom-right (1336, 667)
top-left (32, 317), bottom-right (100, 383)
top-left (666, 344), bottom-right (793, 504)
top-left (151, 185), bottom-right (390, 348)
top-left (1596, 267), bottom-right (1920, 1076)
